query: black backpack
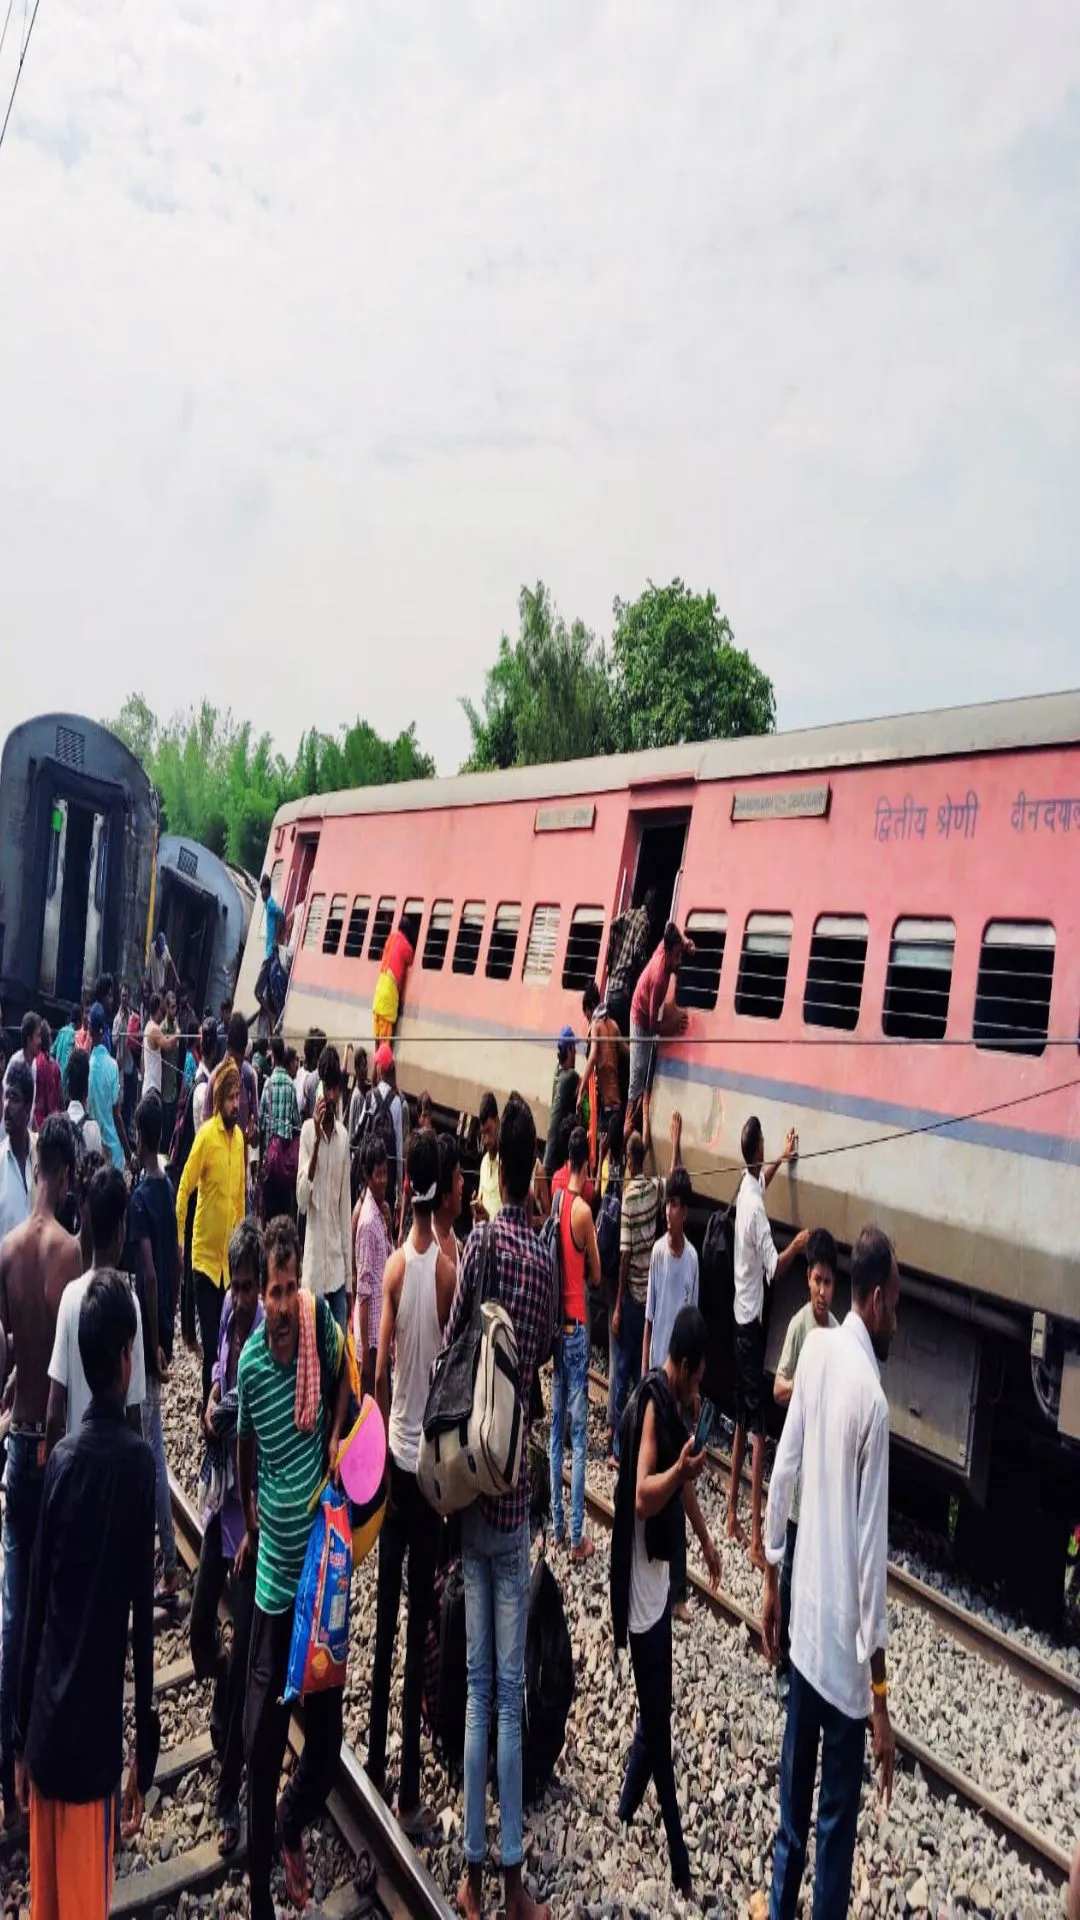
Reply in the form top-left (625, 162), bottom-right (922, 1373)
top-left (351, 1087), bottom-right (400, 1208)
top-left (522, 1556), bottom-right (574, 1801)
top-left (701, 1194), bottom-right (737, 1321)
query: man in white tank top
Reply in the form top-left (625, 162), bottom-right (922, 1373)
top-left (368, 1131), bottom-right (456, 1837)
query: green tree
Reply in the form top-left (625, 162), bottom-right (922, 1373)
top-left (107, 698), bottom-right (434, 870)
top-left (609, 579), bottom-right (775, 750)
top-left (461, 582), bottom-right (614, 771)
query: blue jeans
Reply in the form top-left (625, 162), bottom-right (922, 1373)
top-left (461, 1508), bottom-right (530, 1870)
top-left (612, 1293), bottom-right (646, 1462)
top-left (549, 1323), bottom-right (588, 1547)
top-left (141, 1377), bottom-right (178, 1578)
top-left (325, 1286), bottom-right (349, 1337)
top-left (1, 1433), bottom-right (46, 1810)
top-left (770, 1663), bottom-right (866, 1920)
top-left (779, 1518), bottom-right (798, 1675)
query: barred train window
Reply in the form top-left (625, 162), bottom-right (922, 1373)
top-left (323, 893), bottom-right (347, 955)
top-left (523, 905), bottom-right (560, 986)
top-left (562, 906), bottom-right (605, 991)
top-left (423, 900), bottom-right (453, 971)
top-left (676, 911), bottom-right (727, 1012)
top-left (883, 917), bottom-right (954, 1040)
top-left (368, 896), bottom-right (396, 963)
top-left (803, 914), bottom-right (868, 1032)
top-left (343, 895), bottom-right (371, 958)
top-left (453, 902), bottom-right (486, 976)
top-left (974, 922), bottom-right (1054, 1058)
top-left (487, 904), bottom-right (521, 982)
top-left (735, 913), bottom-right (793, 1021)
top-left (302, 894), bottom-right (326, 951)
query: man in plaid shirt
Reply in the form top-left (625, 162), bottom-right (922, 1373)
top-left (445, 1093), bottom-right (552, 1920)
top-left (604, 888), bottom-right (659, 1036)
top-left (258, 1036), bottom-right (301, 1221)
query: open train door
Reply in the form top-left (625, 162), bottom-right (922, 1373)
top-left (611, 788), bottom-right (694, 931)
top-left (38, 795), bottom-right (110, 1005)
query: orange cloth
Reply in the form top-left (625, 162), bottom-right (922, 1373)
top-left (372, 1013), bottom-right (394, 1042)
top-left (30, 1785), bottom-right (113, 1920)
top-left (294, 1288), bottom-right (320, 1435)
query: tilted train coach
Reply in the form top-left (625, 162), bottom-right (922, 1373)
top-left (235, 690), bottom-right (1080, 1610)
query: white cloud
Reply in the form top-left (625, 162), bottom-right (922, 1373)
top-left (0, 0), bottom-right (1077, 772)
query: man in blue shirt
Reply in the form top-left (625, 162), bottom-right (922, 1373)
top-left (254, 876), bottom-right (291, 1022)
top-left (86, 1004), bottom-right (131, 1173)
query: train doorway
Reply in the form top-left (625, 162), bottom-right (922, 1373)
top-left (156, 867), bottom-right (216, 1012)
top-left (627, 812), bottom-right (689, 924)
top-left (39, 796), bottom-right (108, 1005)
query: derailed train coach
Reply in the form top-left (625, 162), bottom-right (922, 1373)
top-left (0, 713), bottom-right (158, 1033)
top-left (155, 835), bottom-right (256, 1018)
top-left (236, 689), bottom-right (1080, 1613)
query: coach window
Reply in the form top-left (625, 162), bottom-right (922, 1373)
top-left (453, 901), bottom-right (486, 976)
top-left (974, 921), bottom-right (1055, 1058)
top-left (562, 906), bottom-right (605, 991)
top-left (423, 900), bottom-right (453, 971)
top-left (804, 914), bottom-right (868, 1031)
top-left (323, 893), bottom-right (347, 955)
top-left (523, 904), bottom-right (560, 987)
top-left (343, 895), bottom-right (371, 958)
top-left (735, 913), bottom-right (793, 1021)
top-left (883, 917), bottom-right (955, 1040)
top-left (368, 895), bottom-right (396, 964)
top-left (487, 903), bottom-right (521, 982)
top-left (676, 911), bottom-right (727, 1012)
top-left (302, 894), bottom-right (326, 952)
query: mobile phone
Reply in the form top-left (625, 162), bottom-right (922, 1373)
top-left (693, 1397), bottom-right (716, 1454)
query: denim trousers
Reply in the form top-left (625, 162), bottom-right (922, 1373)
top-left (141, 1376), bottom-right (178, 1578)
top-left (769, 1662), bottom-right (866, 1920)
top-left (612, 1293), bottom-right (646, 1462)
top-left (461, 1507), bottom-right (530, 1870)
top-left (1, 1433), bottom-right (47, 1809)
top-left (618, 1601), bottom-right (689, 1888)
top-left (549, 1323), bottom-right (589, 1548)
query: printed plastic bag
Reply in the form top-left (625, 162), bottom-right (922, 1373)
top-left (284, 1484), bottom-right (352, 1701)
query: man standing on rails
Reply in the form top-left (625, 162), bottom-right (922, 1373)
top-left (772, 1226), bottom-right (838, 1697)
top-left (237, 1214), bottom-right (351, 1920)
top-left (762, 1225), bottom-right (899, 1920)
top-left (446, 1093), bottom-right (553, 1920)
top-left (368, 1129), bottom-right (456, 1836)
top-left (13, 1271), bottom-right (159, 1918)
top-left (86, 1001), bottom-right (133, 1175)
top-left (549, 1126), bottom-right (601, 1563)
top-left (728, 1115), bottom-right (809, 1572)
top-left (174, 1060), bottom-right (246, 1410)
top-left (0, 1061), bottom-right (35, 1251)
top-left (0, 1116), bottom-right (82, 1829)
top-left (296, 1044), bottom-right (353, 1337)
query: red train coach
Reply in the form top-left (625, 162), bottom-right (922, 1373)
top-left (236, 690), bottom-right (1080, 1600)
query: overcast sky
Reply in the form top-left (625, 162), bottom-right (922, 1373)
top-left (1, 1), bottom-right (1077, 776)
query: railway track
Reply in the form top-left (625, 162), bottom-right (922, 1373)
top-left (105, 1476), bottom-right (457, 1920)
top-left (569, 1470), bottom-right (1073, 1888)
top-left (586, 1364), bottom-right (1080, 1711)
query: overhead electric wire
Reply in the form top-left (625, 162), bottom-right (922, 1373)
top-left (0, 0), bottom-right (15, 69)
top-left (0, 0), bottom-right (42, 160)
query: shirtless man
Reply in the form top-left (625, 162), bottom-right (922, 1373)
top-left (0, 1115), bottom-right (82, 1827)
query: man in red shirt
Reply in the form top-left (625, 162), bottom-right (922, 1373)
top-left (627, 924), bottom-right (695, 1130)
top-left (32, 1024), bottom-right (64, 1132)
top-left (372, 914), bottom-right (419, 1041)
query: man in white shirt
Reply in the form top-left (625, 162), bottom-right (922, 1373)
top-left (772, 1226), bottom-right (838, 1696)
top-left (141, 992), bottom-right (172, 1103)
top-left (296, 1045), bottom-right (352, 1337)
top-left (0, 1061), bottom-right (35, 1251)
top-left (64, 1048), bottom-right (103, 1161)
top-left (762, 1224), bottom-right (899, 1920)
top-left (728, 1115), bottom-right (809, 1571)
top-left (46, 1164), bottom-right (146, 1451)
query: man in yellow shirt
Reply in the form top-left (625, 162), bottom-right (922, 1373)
top-left (175, 1059), bottom-right (245, 1408)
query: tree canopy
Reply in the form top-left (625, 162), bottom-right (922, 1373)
top-left (109, 576), bottom-right (774, 864)
top-left (461, 577), bottom-right (775, 770)
top-left (109, 697), bottom-right (434, 875)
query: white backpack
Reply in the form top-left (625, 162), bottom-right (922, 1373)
top-left (417, 1226), bottom-right (524, 1515)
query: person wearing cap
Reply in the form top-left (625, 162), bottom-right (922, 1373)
top-left (87, 1003), bottom-right (131, 1174)
top-left (366, 1042), bottom-right (405, 1204)
top-left (542, 1028), bottom-right (580, 1182)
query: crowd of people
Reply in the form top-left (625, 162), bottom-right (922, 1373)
top-left (0, 889), bottom-right (1076, 1920)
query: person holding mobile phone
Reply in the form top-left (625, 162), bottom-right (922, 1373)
top-left (611, 1304), bottom-right (721, 1901)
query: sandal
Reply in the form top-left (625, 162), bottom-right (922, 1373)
top-left (276, 1800), bottom-right (308, 1910)
top-left (217, 1800), bottom-right (241, 1857)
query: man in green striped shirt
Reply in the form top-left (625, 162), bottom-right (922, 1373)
top-left (237, 1215), bottom-right (350, 1920)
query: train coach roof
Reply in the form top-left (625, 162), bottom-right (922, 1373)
top-left (271, 687), bottom-right (1080, 828)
